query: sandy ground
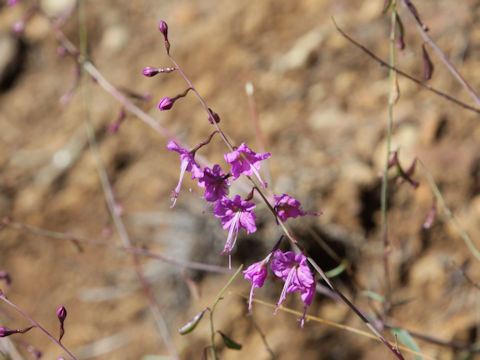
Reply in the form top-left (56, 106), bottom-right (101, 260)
top-left (1, 0), bottom-right (480, 359)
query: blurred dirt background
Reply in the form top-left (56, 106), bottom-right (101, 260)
top-left (1, 0), bottom-right (480, 359)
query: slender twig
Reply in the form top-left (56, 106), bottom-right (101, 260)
top-left (383, 323), bottom-right (480, 353)
top-left (247, 296), bottom-right (433, 360)
top-left (208, 265), bottom-right (243, 360)
top-left (400, 0), bottom-right (480, 107)
top-left (307, 259), bottom-right (405, 359)
top-left (418, 160), bottom-right (480, 262)
top-left (452, 262), bottom-right (480, 291)
top-left (332, 19), bottom-right (480, 115)
top-left (77, 2), bottom-right (178, 357)
top-left (0, 294), bottom-right (77, 360)
top-left (380, 2), bottom-right (398, 315)
top-left (1, 219), bottom-right (231, 274)
top-left (245, 81), bottom-right (273, 187)
top-left (249, 314), bottom-right (276, 359)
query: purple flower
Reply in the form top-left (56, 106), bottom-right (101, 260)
top-left (273, 194), bottom-right (320, 222)
top-left (243, 253), bottom-right (272, 310)
top-left (213, 195), bottom-right (257, 267)
top-left (8, 0), bottom-right (20, 6)
top-left (167, 141), bottom-right (203, 207)
top-left (197, 165), bottom-right (230, 202)
top-left (224, 143), bottom-right (270, 187)
top-left (270, 250), bottom-right (315, 328)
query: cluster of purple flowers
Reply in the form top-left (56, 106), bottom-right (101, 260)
top-left (143, 20), bottom-right (319, 326)
top-left (244, 250), bottom-right (316, 328)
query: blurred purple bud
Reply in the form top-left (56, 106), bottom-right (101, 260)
top-left (395, 14), bottom-right (405, 50)
top-left (0, 326), bottom-right (33, 337)
top-left (142, 67), bottom-right (160, 77)
top-left (158, 20), bottom-right (168, 38)
top-left (8, 0), bottom-right (20, 6)
top-left (0, 271), bottom-right (11, 287)
top-left (57, 46), bottom-right (67, 57)
top-left (158, 97), bottom-right (174, 110)
top-left (11, 20), bottom-right (25, 34)
top-left (208, 108), bottom-right (220, 124)
top-left (142, 92), bottom-right (152, 101)
top-left (422, 44), bottom-right (434, 80)
top-left (388, 151), bottom-right (398, 169)
top-left (22, 343), bottom-right (42, 359)
top-left (0, 327), bottom-right (14, 337)
top-left (423, 198), bottom-right (437, 229)
top-left (109, 107), bottom-right (126, 133)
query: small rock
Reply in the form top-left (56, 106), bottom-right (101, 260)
top-left (100, 25), bottom-right (129, 53)
top-left (40, 0), bottom-right (76, 17)
top-left (271, 27), bottom-right (325, 73)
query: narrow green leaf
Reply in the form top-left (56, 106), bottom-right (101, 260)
top-left (391, 328), bottom-right (422, 360)
top-left (362, 290), bottom-right (386, 302)
top-left (218, 331), bottom-right (242, 350)
top-left (325, 260), bottom-right (348, 278)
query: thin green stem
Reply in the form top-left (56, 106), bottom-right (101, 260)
top-left (380, 0), bottom-right (398, 314)
top-left (209, 265), bottom-right (243, 360)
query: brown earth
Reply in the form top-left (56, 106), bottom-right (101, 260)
top-left (1, 0), bottom-right (480, 359)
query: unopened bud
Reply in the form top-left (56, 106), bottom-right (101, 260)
top-left (0, 327), bottom-right (13, 337)
top-left (0, 326), bottom-right (33, 337)
top-left (11, 20), bottom-right (25, 34)
top-left (422, 44), bottom-right (434, 80)
top-left (158, 97), bottom-right (174, 111)
top-left (158, 21), bottom-right (171, 54)
top-left (57, 305), bottom-right (67, 341)
top-left (158, 20), bottom-right (168, 38)
top-left (57, 306), bottom-right (67, 322)
top-left (142, 67), bottom-right (160, 77)
top-left (57, 46), bottom-right (67, 57)
top-left (0, 271), bottom-right (11, 287)
top-left (208, 108), bottom-right (220, 124)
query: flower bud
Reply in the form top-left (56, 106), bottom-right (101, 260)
top-left (57, 305), bottom-right (67, 341)
top-left (0, 325), bottom-right (33, 337)
top-left (0, 327), bottom-right (13, 337)
top-left (158, 97), bottom-right (174, 111)
top-left (142, 67), bottom-right (160, 77)
top-left (158, 20), bottom-right (168, 38)
top-left (0, 271), bottom-right (11, 287)
top-left (57, 306), bottom-right (67, 322)
top-left (11, 20), bottom-right (25, 34)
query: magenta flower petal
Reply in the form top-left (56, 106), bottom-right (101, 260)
top-left (197, 164), bottom-right (230, 202)
top-left (224, 143), bottom-right (270, 187)
top-left (167, 141), bottom-right (203, 207)
top-left (243, 254), bottom-right (271, 310)
top-left (213, 195), bottom-right (257, 267)
top-left (273, 194), bottom-right (320, 222)
top-left (270, 250), bottom-right (315, 327)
